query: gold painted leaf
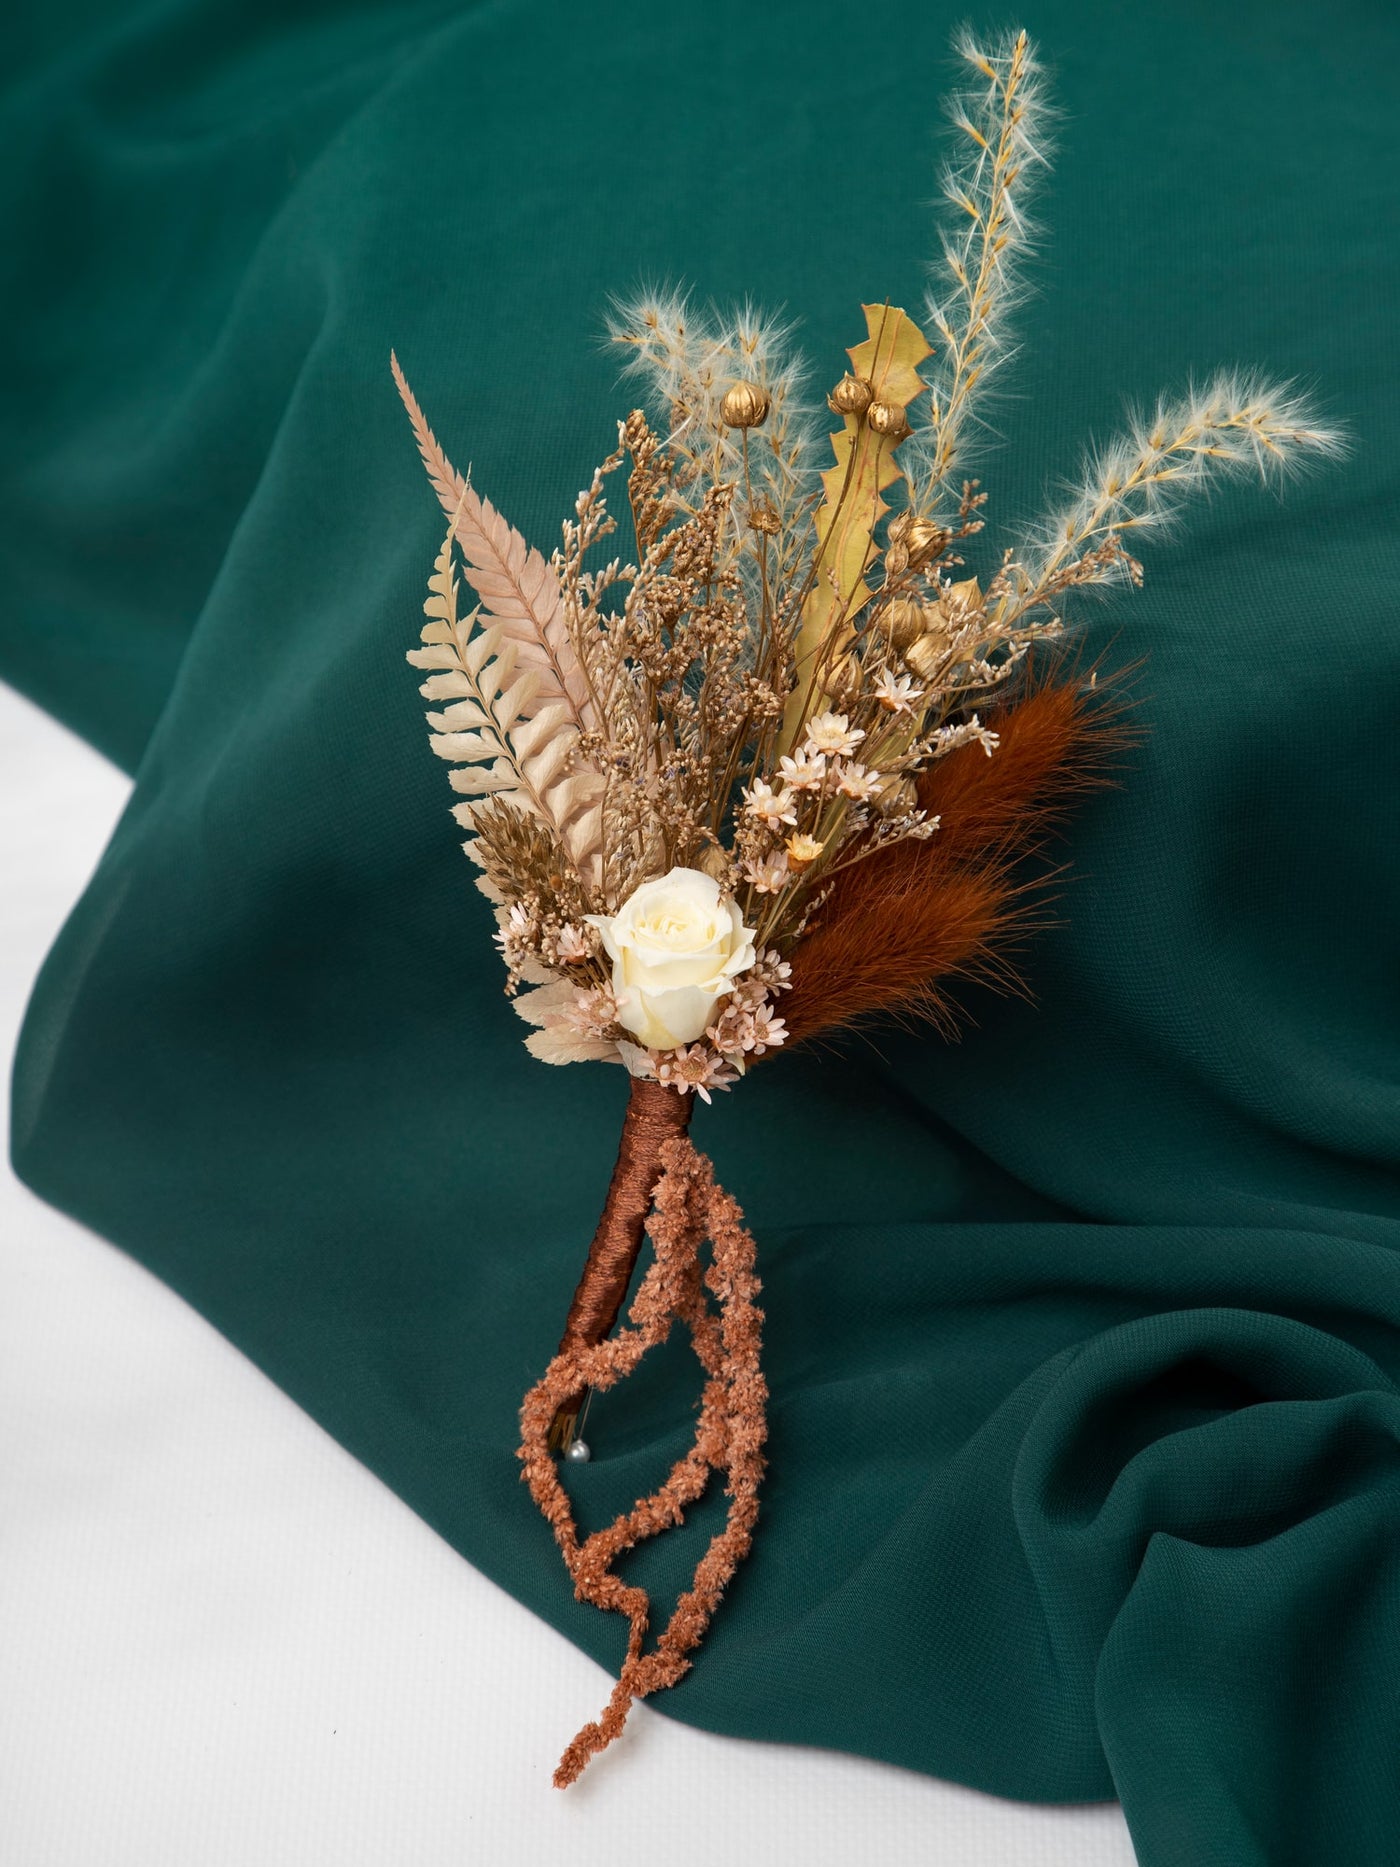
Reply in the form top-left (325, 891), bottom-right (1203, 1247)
top-left (778, 304), bottom-right (932, 750)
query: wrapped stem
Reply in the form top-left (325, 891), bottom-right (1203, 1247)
top-left (546, 1075), bottom-right (694, 1450)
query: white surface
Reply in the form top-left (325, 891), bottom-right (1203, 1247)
top-left (0, 679), bottom-right (1138, 1866)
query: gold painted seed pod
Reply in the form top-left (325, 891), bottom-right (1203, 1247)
top-left (720, 382), bottom-right (772, 429)
top-left (828, 372), bottom-right (874, 416)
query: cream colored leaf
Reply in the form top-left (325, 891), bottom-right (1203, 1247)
top-left (428, 728), bottom-right (497, 759)
top-left (518, 737), bottom-right (575, 796)
top-left (511, 978), bottom-right (577, 1028)
top-left (417, 672), bottom-right (478, 702)
top-left (524, 1026), bottom-right (618, 1066)
top-left (495, 669), bottom-right (541, 726)
top-left (463, 626), bottom-right (505, 681)
top-left (393, 355), bottom-right (596, 732)
top-left (509, 702), bottom-right (571, 762)
top-left (407, 644), bottom-right (459, 671)
top-left (446, 760), bottom-right (515, 794)
top-left (615, 1040), bottom-right (656, 1079)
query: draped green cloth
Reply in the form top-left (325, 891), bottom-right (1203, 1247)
top-left (5, 4), bottom-right (1398, 1860)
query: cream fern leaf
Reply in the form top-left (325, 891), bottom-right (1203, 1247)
top-left (393, 353), bottom-right (599, 734)
top-left (514, 977), bottom-right (619, 1066)
top-left (408, 527), bottom-right (605, 892)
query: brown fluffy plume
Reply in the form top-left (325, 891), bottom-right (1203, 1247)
top-left (781, 669), bottom-right (1134, 1045)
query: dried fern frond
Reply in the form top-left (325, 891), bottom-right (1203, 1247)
top-left (393, 354), bottom-right (601, 737)
top-left (408, 528), bottom-right (606, 892)
top-left (904, 28), bottom-right (1052, 514)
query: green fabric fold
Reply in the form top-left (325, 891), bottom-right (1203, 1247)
top-left (4, 3), bottom-right (1398, 1861)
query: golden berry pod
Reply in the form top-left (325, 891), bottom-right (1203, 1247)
top-left (874, 775), bottom-right (919, 817)
top-left (903, 632), bottom-right (948, 682)
top-left (720, 381), bottom-right (772, 429)
top-left (939, 575), bottom-right (984, 622)
top-left (866, 400), bottom-right (912, 441)
top-left (828, 372), bottom-right (873, 416)
top-left (825, 652), bottom-right (863, 708)
top-left (873, 596), bottom-right (928, 653)
top-left (887, 509), bottom-right (948, 571)
top-left (904, 518), bottom-right (950, 569)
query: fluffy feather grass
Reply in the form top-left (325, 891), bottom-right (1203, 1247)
top-left (1021, 372), bottom-right (1348, 593)
top-left (904, 27), bottom-right (1053, 513)
top-left (606, 290), bottom-right (823, 601)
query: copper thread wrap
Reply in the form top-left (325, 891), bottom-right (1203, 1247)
top-left (518, 1134), bottom-right (768, 1786)
top-left (545, 1076), bottom-right (693, 1450)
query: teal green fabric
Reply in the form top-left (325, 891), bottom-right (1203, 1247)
top-left (5, 4), bottom-right (1398, 1860)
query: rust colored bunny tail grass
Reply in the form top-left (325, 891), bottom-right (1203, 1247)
top-left (782, 668), bottom-right (1136, 1045)
top-left (517, 1135), bottom-right (768, 1787)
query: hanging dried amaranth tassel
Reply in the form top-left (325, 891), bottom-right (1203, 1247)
top-left (518, 1132), bottom-right (767, 1785)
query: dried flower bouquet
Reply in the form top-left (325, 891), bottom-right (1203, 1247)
top-left (393, 29), bottom-right (1338, 1785)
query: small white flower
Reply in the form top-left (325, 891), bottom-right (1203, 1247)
top-left (753, 947), bottom-right (792, 993)
top-left (743, 852), bottom-right (791, 894)
top-left (555, 922), bottom-right (592, 963)
top-left (709, 1000), bottom-right (789, 1058)
top-left (564, 986), bottom-right (617, 1038)
top-left (492, 901), bottom-right (534, 960)
top-left (928, 714), bottom-right (1001, 759)
top-left (707, 1001), bottom-right (751, 1055)
top-left (802, 711), bottom-right (865, 759)
top-left (745, 1006), bottom-right (788, 1055)
top-left (835, 761), bottom-right (882, 801)
top-left (873, 670), bottom-right (924, 713)
top-left (655, 1044), bottom-right (740, 1105)
top-left (741, 777), bottom-right (798, 830)
top-left (776, 751), bottom-right (827, 793)
top-left (727, 976), bottom-right (768, 1014)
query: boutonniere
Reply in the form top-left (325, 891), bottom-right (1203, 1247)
top-left (392, 28), bottom-right (1338, 1785)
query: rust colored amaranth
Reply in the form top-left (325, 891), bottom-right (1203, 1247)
top-left (519, 1134), bottom-right (768, 1786)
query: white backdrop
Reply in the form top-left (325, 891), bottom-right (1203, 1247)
top-left (0, 681), bottom-right (1138, 1866)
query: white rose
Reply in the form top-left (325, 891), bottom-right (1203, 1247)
top-left (587, 867), bottom-right (757, 1051)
